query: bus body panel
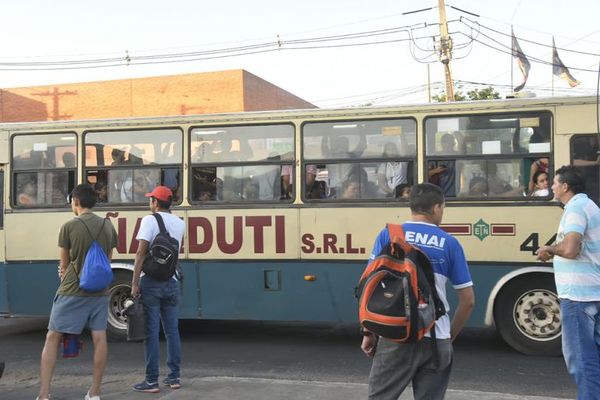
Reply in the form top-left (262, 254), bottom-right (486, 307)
top-left (0, 258), bottom-right (535, 331)
top-left (1, 95), bottom-right (597, 355)
top-left (197, 261), bottom-right (362, 321)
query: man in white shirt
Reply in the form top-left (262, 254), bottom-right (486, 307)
top-left (131, 186), bottom-right (185, 393)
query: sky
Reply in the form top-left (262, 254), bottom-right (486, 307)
top-left (2, 0), bottom-right (600, 108)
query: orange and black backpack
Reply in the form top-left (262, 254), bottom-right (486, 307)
top-left (356, 223), bottom-right (446, 343)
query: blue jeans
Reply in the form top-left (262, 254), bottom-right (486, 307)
top-left (140, 276), bottom-right (181, 383)
top-left (561, 299), bottom-right (600, 400)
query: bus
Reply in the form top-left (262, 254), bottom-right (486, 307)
top-left (1, 95), bottom-right (598, 356)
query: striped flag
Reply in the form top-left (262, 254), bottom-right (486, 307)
top-left (552, 37), bottom-right (580, 87)
top-left (511, 29), bottom-right (531, 92)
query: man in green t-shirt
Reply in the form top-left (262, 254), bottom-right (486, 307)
top-left (37, 184), bottom-right (117, 400)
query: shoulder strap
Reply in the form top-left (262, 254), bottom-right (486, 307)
top-left (77, 217), bottom-right (107, 242)
top-left (95, 219), bottom-right (107, 241)
top-left (152, 213), bottom-right (168, 235)
top-left (386, 223), bottom-right (413, 255)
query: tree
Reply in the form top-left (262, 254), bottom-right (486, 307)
top-left (433, 86), bottom-right (500, 102)
top-left (432, 91), bottom-right (466, 102)
top-left (466, 86), bottom-right (500, 100)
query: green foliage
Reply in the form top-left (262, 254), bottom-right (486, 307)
top-left (466, 86), bottom-right (500, 100)
top-left (432, 86), bottom-right (500, 102)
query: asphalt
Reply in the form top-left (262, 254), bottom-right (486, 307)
top-left (0, 375), bottom-right (571, 400)
top-left (0, 318), bottom-right (571, 400)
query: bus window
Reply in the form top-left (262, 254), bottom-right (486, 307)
top-left (11, 133), bottom-right (77, 208)
top-left (84, 129), bottom-right (182, 204)
top-left (190, 124), bottom-right (294, 203)
top-left (302, 118), bottom-right (416, 201)
top-left (571, 134), bottom-right (600, 204)
top-left (425, 113), bottom-right (552, 199)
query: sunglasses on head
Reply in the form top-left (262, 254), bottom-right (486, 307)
top-left (67, 192), bottom-right (73, 204)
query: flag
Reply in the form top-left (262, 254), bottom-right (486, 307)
top-left (511, 29), bottom-right (531, 92)
top-left (552, 37), bottom-right (580, 87)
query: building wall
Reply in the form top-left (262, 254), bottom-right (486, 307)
top-left (0, 69), bottom-right (315, 122)
top-left (242, 71), bottom-right (315, 111)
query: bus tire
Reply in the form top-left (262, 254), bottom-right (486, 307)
top-left (494, 274), bottom-right (562, 356)
top-left (107, 270), bottom-right (132, 342)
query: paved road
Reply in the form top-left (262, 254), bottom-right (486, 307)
top-left (0, 318), bottom-right (577, 399)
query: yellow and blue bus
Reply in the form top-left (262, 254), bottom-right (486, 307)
top-left (1, 95), bottom-right (598, 355)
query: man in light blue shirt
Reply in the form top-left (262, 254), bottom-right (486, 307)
top-left (537, 165), bottom-right (600, 400)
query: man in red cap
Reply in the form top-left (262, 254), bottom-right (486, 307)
top-left (131, 185), bottom-right (185, 393)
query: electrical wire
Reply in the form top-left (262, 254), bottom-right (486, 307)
top-left (459, 17), bottom-right (600, 57)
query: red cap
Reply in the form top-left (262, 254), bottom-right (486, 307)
top-left (145, 186), bottom-right (173, 202)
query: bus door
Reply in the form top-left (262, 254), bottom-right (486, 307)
top-left (570, 134), bottom-right (600, 204)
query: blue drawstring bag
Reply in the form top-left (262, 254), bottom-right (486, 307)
top-left (77, 219), bottom-right (113, 292)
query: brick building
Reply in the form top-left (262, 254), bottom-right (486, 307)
top-left (0, 69), bottom-right (316, 122)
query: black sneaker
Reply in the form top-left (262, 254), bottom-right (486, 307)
top-left (133, 381), bottom-right (160, 393)
top-left (163, 377), bottom-right (181, 389)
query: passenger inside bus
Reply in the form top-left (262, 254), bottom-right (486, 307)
top-left (321, 135), bottom-right (366, 193)
top-left (111, 148), bottom-right (127, 165)
top-left (254, 154), bottom-right (281, 200)
top-left (339, 179), bottom-right (360, 199)
top-left (428, 133), bottom-right (460, 197)
top-left (305, 164), bottom-right (318, 196)
top-left (530, 171), bottom-right (550, 197)
top-left (95, 181), bottom-right (108, 203)
top-left (216, 136), bottom-right (253, 162)
top-left (197, 187), bottom-right (215, 201)
top-left (307, 180), bottom-right (327, 199)
top-left (45, 173), bottom-right (68, 205)
top-left (377, 143), bottom-right (408, 197)
top-left (62, 152), bottom-right (76, 168)
top-left (573, 135), bottom-right (600, 166)
top-left (572, 135), bottom-right (600, 203)
top-left (395, 183), bottom-right (411, 199)
top-left (281, 164), bottom-right (292, 199)
top-left (462, 176), bottom-right (488, 198)
top-left (192, 167), bottom-right (217, 201)
top-left (279, 151), bottom-right (294, 200)
top-left (17, 179), bottom-right (37, 206)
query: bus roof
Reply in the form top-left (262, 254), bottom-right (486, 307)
top-left (0, 94), bottom-right (596, 133)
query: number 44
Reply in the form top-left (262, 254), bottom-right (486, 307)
top-left (519, 233), bottom-right (558, 255)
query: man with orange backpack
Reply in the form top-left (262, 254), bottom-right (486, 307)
top-left (360, 183), bottom-right (475, 400)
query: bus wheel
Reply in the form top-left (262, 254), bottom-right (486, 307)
top-left (494, 274), bottom-right (562, 356)
top-left (107, 271), bottom-right (132, 341)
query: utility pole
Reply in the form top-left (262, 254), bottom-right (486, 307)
top-left (437, 0), bottom-right (455, 102)
top-left (427, 64), bottom-right (432, 103)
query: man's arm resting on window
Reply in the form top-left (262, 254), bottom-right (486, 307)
top-left (450, 286), bottom-right (475, 342)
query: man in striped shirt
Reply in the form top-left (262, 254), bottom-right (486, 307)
top-left (537, 165), bottom-right (600, 400)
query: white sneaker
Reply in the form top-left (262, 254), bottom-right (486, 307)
top-left (84, 392), bottom-right (100, 400)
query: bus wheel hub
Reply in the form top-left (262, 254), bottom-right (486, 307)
top-left (514, 290), bottom-right (561, 340)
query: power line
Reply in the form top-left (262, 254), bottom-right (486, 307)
top-left (453, 29), bottom-right (598, 73)
top-left (459, 17), bottom-right (600, 57)
top-left (0, 22), bottom-right (437, 71)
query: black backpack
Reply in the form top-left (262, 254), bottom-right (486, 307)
top-left (142, 213), bottom-right (179, 281)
